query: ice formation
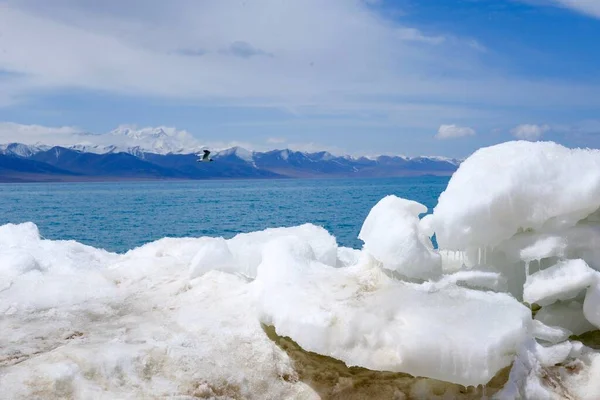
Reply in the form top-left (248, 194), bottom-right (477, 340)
top-left (431, 141), bottom-right (600, 250)
top-left (359, 195), bottom-right (441, 280)
top-left (255, 238), bottom-right (529, 386)
top-left (4, 140), bottom-right (600, 399)
top-left (523, 259), bottom-right (598, 306)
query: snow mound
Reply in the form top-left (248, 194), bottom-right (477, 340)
top-left (359, 195), bottom-right (441, 280)
top-left (255, 237), bottom-right (530, 386)
top-left (431, 141), bottom-right (600, 250)
top-left (0, 225), bottom-right (315, 399)
top-left (189, 237), bottom-right (236, 279)
top-left (227, 223), bottom-right (338, 277)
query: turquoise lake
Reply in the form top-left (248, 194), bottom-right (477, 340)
top-left (0, 177), bottom-right (449, 253)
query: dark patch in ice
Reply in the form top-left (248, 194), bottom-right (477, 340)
top-left (570, 330), bottom-right (600, 349)
top-left (262, 324), bottom-right (511, 399)
top-left (186, 380), bottom-right (243, 399)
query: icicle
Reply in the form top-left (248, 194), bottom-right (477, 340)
top-left (525, 261), bottom-right (530, 277)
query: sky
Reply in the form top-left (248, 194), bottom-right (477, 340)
top-left (0, 0), bottom-right (600, 157)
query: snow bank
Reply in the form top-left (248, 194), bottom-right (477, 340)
top-left (0, 225), bottom-right (316, 399)
top-left (255, 237), bottom-right (530, 386)
top-left (0, 223), bottom-right (119, 314)
top-left (120, 223), bottom-right (338, 280)
top-left (359, 195), bottom-right (441, 280)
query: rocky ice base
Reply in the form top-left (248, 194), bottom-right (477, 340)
top-left (3, 140), bottom-right (600, 399)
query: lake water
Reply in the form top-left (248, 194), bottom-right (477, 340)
top-left (0, 177), bottom-right (449, 253)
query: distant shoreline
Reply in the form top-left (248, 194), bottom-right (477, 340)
top-left (0, 173), bottom-right (454, 184)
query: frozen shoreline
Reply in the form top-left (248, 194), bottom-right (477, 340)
top-left (3, 140), bottom-right (600, 399)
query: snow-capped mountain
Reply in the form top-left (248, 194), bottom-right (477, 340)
top-left (0, 128), bottom-right (461, 181)
top-left (63, 126), bottom-right (206, 155)
top-left (0, 143), bottom-right (51, 157)
top-left (105, 126), bottom-right (206, 155)
top-left (0, 126), bottom-right (206, 156)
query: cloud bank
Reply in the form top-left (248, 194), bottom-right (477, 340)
top-left (552, 0), bottom-right (600, 19)
top-left (436, 124), bottom-right (476, 140)
top-left (510, 124), bottom-right (550, 141)
top-left (0, 0), bottom-right (597, 116)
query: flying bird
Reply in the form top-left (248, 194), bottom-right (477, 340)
top-left (198, 150), bottom-right (214, 162)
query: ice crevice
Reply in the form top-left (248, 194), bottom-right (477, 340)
top-left (4, 141), bottom-right (600, 398)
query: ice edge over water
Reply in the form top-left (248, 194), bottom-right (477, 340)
top-left (3, 140), bottom-right (600, 399)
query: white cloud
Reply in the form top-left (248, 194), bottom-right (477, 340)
top-left (0, 0), bottom-right (594, 118)
top-left (0, 122), bottom-right (82, 145)
top-left (552, 0), bottom-right (600, 18)
top-left (0, 122), bottom-right (204, 153)
top-left (0, 121), bottom-right (346, 155)
top-left (396, 28), bottom-right (446, 45)
top-left (0, 0), bottom-right (458, 105)
top-left (510, 124), bottom-right (550, 140)
top-left (435, 124), bottom-right (476, 139)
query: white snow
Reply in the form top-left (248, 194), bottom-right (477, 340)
top-left (531, 320), bottom-right (572, 344)
top-left (336, 246), bottom-right (362, 268)
top-left (433, 270), bottom-right (507, 292)
top-left (7, 140), bottom-right (600, 398)
top-left (226, 224), bottom-right (338, 278)
top-left (359, 195), bottom-right (441, 280)
top-left (0, 126), bottom-right (206, 156)
top-left (0, 226), bottom-right (316, 399)
top-left (498, 339), bottom-right (600, 400)
top-left (255, 237), bottom-right (530, 386)
top-left (523, 259), bottom-right (598, 306)
top-left (430, 141), bottom-right (600, 250)
top-left (188, 237), bottom-right (236, 279)
top-left (535, 301), bottom-right (597, 336)
top-left (215, 146), bottom-right (255, 162)
top-left (520, 236), bottom-right (567, 262)
top-left (583, 281), bottom-right (600, 328)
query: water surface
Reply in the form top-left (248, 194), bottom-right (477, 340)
top-left (0, 177), bottom-right (449, 252)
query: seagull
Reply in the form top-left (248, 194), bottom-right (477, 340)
top-left (197, 149), bottom-right (214, 162)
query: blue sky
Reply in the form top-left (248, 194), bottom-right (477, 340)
top-left (0, 0), bottom-right (599, 157)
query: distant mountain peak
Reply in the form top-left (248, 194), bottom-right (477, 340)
top-left (0, 142), bottom-right (460, 182)
top-left (215, 146), bottom-right (254, 161)
top-left (105, 125), bottom-right (204, 154)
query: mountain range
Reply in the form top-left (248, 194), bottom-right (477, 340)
top-left (0, 128), bottom-right (460, 182)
